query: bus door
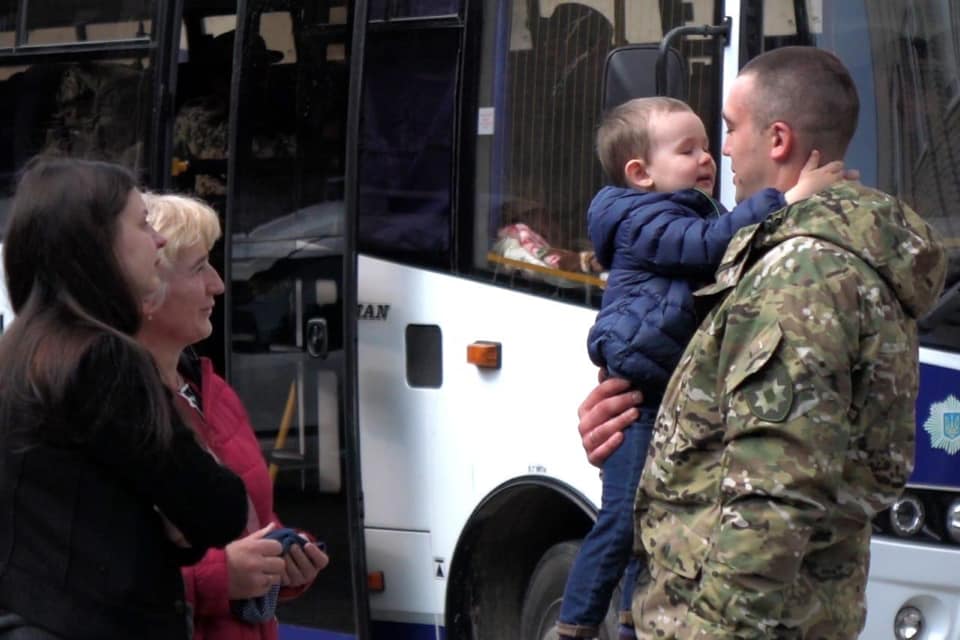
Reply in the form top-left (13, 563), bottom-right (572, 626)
top-left (167, 1), bottom-right (368, 637)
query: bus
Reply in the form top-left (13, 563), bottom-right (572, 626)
top-left (0, 1), bottom-right (958, 639)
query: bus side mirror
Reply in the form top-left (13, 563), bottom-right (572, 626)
top-left (601, 44), bottom-right (688, 111)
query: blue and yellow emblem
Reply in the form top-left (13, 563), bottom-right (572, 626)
top-left (923, 394), bottom-right (960, 456)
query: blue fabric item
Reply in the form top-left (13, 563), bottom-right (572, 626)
top-left (559, 410), bottom-right (656, 629)
top-left (230, 528), bottom-right (306, 624)
top-left (586, 186), bottom-right (785, 397)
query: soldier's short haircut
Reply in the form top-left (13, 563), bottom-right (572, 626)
top-left (142, 192), bottom-right (222, 268)
top-left (596, 97), bottom-right (693, 188)
top-left (739, 46), bottom-right (859, 161)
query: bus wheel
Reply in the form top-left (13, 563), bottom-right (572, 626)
top-left (519, 540), bottom-right (618, 640)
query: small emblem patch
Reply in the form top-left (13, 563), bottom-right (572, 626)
top-left (923, 395), bottom-right (960, 455)
top-left (743, 361), bottom-right (793, 422)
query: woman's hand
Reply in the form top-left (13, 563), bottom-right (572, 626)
top-left (225, 523), bottom-right (287, 599)
top-left (280, 539), bottom-right (329, 588)
top-left (578, 375), bottom-right (643, 467)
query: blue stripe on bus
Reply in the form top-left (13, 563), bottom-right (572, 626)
top-left (279, 622), bottom-right (446, 640)
top-left (371, 620), bottom-right (446, 640)
top-left (279, 625), bottom-right (356, 640)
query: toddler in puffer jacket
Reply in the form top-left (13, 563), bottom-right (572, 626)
top-left (556, 97), bottom-right (844, 640)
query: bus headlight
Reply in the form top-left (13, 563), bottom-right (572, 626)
top-left (894, 605), bottom-right (923, 640)
top-left (889, 493), bottom-right (925, 537)
top-left (946, 498), bottom-right (960, 544)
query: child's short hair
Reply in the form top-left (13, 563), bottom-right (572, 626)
top-left (596, 97), bottom-right (693, 188)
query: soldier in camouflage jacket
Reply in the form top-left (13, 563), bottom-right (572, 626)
top-left (634, 179), bottom-right (945, 638)
top-left (629, 47), bottom-right (948, 639)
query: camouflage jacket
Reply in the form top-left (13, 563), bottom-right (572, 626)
top-left (634, 181), bottom-right (946, 639)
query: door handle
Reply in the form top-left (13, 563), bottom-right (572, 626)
top-left (306, 317), bottom-right (329, 359)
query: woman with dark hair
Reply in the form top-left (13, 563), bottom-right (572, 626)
top-left (0, 157), bottom-right (248, 640)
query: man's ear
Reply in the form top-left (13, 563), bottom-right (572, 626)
top-left (624, 158), bottom-right (654, 190)
top-left (768, 121), bottom-right (795, 162)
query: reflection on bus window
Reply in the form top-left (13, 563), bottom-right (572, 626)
top-left (0, 58), bottom-right (152, 180)
top-left (223, 7), bottom-right (355, 630)
top-left (755, 2), bottom-right (960, 351)
top-left (472, 0), bottom-right (720, 306)
top-left (368, 0), bottom-right (461, 20)
top-left (0, 1), bottom-right (155, 45)
top-left (357, 28), bottom-right (457, 264)
top-left (172, 27), bottom-right (292, 205)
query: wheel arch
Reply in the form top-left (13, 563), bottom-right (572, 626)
top-left (443, 475), bottom-right (597, 639)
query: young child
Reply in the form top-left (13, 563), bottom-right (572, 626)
top-left (556, 97), bottom-right (844, 639)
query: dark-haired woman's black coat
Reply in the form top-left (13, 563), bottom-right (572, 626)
top-left (0, 334), bottom-right (247, 640)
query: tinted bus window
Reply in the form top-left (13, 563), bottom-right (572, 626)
top-left (751, 2), bottom-right (960, 351)
top-left (357, 27), bottom-right (459, 266)
top-left (470, 0), bottom-right (721, 307)
top-left (224, 6), bottom-right (358, 633)
top-left (368, 0), bottom-right (461, 20)
top-left (0, 57), bottom-right (152, 233)
top-left (0, 0), bottom-right (155, 45)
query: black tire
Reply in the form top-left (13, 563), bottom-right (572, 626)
top-left (519, 540), bottom-right (619, 640)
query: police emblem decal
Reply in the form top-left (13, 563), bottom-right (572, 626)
top-left (923, 394), bottom-right (960, 455)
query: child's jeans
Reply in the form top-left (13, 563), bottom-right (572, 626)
top-left (556, 408), bottom-right (656, 637)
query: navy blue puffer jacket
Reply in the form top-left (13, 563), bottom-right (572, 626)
top-left (587, 185), bottom-right (785, 399)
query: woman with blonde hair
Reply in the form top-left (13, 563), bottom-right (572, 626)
top-left (138, 192), bottom-right (328, 640)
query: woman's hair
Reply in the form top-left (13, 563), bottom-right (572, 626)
top-left (142, 192), bottom-right (222, 266)
top-left (0, 156), bottom-right (172, 448)
top-left (5, 156), bottom-right (143, 328)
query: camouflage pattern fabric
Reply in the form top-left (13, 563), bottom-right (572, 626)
top-left (633, 181), bottom-right (946, 639)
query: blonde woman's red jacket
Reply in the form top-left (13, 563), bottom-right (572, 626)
top-left (178, 356), bottom-right (312, 640)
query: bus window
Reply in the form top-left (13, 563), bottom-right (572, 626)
top-left (0, 57), bottom-right (152, 232)
top-left (748, 3), bottom-right (960, 351)
top-left (356, 26), bottom-right (459, 267)
top-left (470, 0), bottom-right (722, 307)
top-left (0, 1), bottom-right (155, 45)
top-left (368, 0), bottom-right (461, 20)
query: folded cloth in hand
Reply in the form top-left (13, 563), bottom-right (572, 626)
top-left (230, 528), bottom-right (305, 624)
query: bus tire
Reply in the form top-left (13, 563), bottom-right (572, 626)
top-left (519, 540), bottom-right (618, 640)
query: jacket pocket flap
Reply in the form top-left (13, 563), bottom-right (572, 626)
top-left (643, 506), bottom-right (713, 580)
top-left (723, 320), bottom-right (783, 394)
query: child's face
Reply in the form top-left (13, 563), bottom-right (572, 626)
top-left (642, 110), bottom-right (716, 194)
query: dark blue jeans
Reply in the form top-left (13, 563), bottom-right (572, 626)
top-left (558, 408), bottom-right (656, 634)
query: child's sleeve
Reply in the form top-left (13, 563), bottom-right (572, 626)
top-left (621, 188), bottom-right (785, 277)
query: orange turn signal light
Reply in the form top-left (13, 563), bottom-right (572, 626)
top-left (467, 341), bottom-right (501, 369)
top-left (367, 571), bottom-right (385, 592)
